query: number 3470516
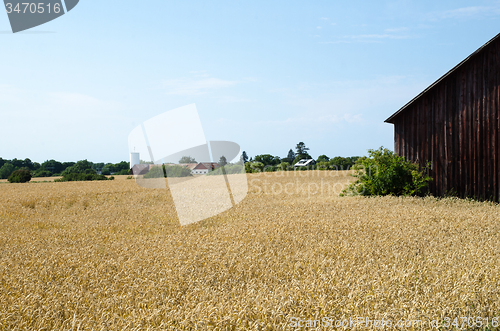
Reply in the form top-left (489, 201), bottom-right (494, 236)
top-left (5, 3), bottom-right (61, 14)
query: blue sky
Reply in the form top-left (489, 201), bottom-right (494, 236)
top-left (1, 0), bottom-right (500, 163)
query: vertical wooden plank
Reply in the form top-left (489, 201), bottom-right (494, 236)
top-left (394, 122), bottom-right (400, 155)
top-left (451, 76), bottom-right (457, 195)
top-left (435, 89), bottom-right (441, 196)
top-left (423, 94), bottom-right (428, 169)
top-left (479, 55), bottom-right (485, 200)
top-left (452, 74), bottom-right (459, 196)
top-left (469, 61), bottom-right (474, 199)
top-left (438, 87), bottom-right (445, 196)
top-left (445, 82), bottom-right (449, 195)
top-left (473, 59), bottom-right (479, 199)
top-left (411, 106), bottom-right (415, 161)
top-left (401, 113), bottom-right (405, 158)
top-left (493, 41), bottom-right (500, 202)
top-left (427, 95), bottom-right (433, 194)
top-left (414, 102), bottom-right (418, 162)
top-left (460, 68), bottom-right (467, 198)
top-left (479, 52), bottom-right (485, 200)
top-left (482, 50), bottom-right (487, 199)
top-left (485, 49), bottom-right (493, 200)
top-left (494, 40), bottom-right (500, 201)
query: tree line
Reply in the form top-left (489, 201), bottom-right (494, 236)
top-left (0, 158), bottom-right (130, 180)
top-left (1, 141), bottom-right (359, 181)
top-left (160, 142), bottom-right (361, 176)
top-left (240, 142), bottom-right (361, 173)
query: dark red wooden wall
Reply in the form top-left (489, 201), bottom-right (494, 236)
top-left (386, 34), bottom-right (500, 201)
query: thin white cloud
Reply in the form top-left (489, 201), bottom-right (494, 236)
top-left (319, 40), bottom-right (354, 45)
top-left (0, 84), bottom-right (22, 103)
top-left (188, 70), bottom-right (209, 78)
top-left (162, 77), bottom-right (238, 96)
top-left (254, 114), bottom-right (363, 126)
top-left (320, 32), bottom-right (412, 44)
top-left (0, 87), bottom-right (121, 118)
top-left (384, 27), bottom-right (408, 33)
top-left (215, 96), bottom-right (254, 104)
top-left (242, 77), bottom-right (259, 83)
top-left (428, 4), bottom-right (500, 20)
top-left (266, 75), bottom-right (428, 126)
top-left (49, 92), bottom-right (106, 108)
top-left (320, 17), bottom-right (329, 20)
top-left (349, 34), bottom-right (411, 40)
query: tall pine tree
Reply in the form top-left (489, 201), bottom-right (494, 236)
top-left (241, 151), bottom-right (249, 163)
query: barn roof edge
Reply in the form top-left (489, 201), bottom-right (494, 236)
top-left (385, 32), bottom-right (500, 124)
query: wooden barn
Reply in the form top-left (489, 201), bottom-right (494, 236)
top-left (385, 33), bottom-right (500, 201)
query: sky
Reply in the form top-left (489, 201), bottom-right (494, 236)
top-left (1, 0), bottom-right (500, 163)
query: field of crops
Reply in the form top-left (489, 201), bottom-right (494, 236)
top-left (0, 172), bottom-right (499, 330)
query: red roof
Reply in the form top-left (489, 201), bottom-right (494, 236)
top-left (201, 162), bottom-right (220, 170)
top-left (178, 163), bottom-right (199, 170)
top-left (193, 163), bottom-right (208, 170)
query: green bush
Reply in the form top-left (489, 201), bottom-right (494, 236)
top-left (316, 155), bottom-right (330, 163)
top-left (226, 164), bottom-right (244, 174)
top-left (116, 169), bottom-right (131, 175)
top-left (32, 169), bottom-right (52, 177)
top-left (248, 162), bottom-right (264, 173)
top-left (143, 166), bottom-right (165, 178)
top-left (166, 165), bottom-right (192, 177)
top-left (253, 154), bottom-right (280, 166)
top-left (341, 147), bottom-right (432, 197)
top-left (264, 165), bottom-right (276, 172)
top-left (55, 173), bottom-right (113, 182)
top-left (277, 162), bottom-right (290, 171)
top-left (8, 169), bottom-right (32, 183)
top-left (0, 163), bottom-right (14, 179)
top-left (62, 160), bottom-right (94, 175)
top-left (143, 165), bottom-right (192, 178)
top-left (244, 162), bottom-right (253, 173)
top-left (328, 156), bottom-right (359, 170)
top-left (208, 164), bottom-right (245, 176)
top-left (315, 161), bottom-right (329, 170)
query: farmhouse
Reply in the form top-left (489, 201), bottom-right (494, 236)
top-left (192, 163), bottom-right (209, 175)
top-left (192, 162), bottom-right (220, 175)
top-left (294, 159), bottom-right (316, 168)
top-left (385, 32), bottom-right (500, 201)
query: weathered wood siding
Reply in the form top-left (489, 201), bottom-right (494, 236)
top-left (389, 35), bottom-right (500, 201)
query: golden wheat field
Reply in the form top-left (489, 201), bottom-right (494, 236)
top-left (0, 171), bottom-right (499, 330)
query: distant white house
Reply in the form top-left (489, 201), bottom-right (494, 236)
top-left (191, 162), bottom-right (220, 175)
top-left (294, 159), bottom-right (316, 168)
top-left (170, 162), bottom-right (217, 175)
top-left (192, 163), bottom-right (209, 175)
